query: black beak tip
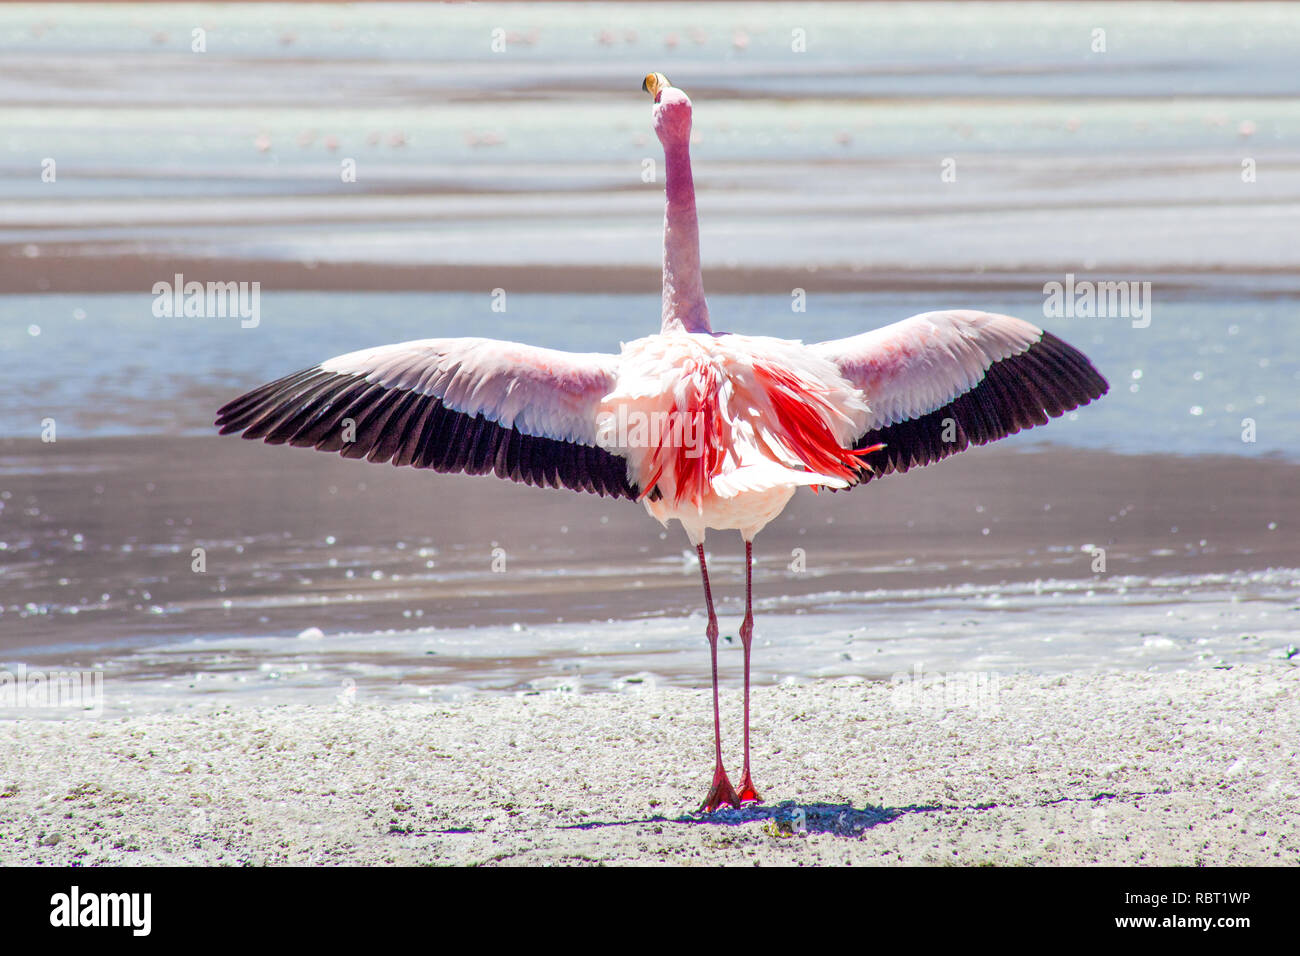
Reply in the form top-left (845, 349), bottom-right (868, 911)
top-left (641, 77), bottom-right (649, 93)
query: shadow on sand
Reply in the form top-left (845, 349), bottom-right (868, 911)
top-left (555, 791), bottom-right (1152, 839)
top-left (558, 800), bottom-right (939, 838)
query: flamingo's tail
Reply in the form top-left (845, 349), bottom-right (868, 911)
top-left (753, 362), bottom-right (878, 484)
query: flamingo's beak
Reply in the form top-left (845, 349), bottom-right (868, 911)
top-left (642, 72), bottom-right (670, 102)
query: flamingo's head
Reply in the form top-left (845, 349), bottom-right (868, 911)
top-left (643, 72), bottom-right (692, 147)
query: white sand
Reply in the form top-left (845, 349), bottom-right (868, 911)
top-left (1, 665), bottom-right (1295, 866)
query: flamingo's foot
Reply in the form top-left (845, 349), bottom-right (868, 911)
top-left (736, 770), bottom-right (763, 805)
top-left (698, 766), bottom-right (741, 813)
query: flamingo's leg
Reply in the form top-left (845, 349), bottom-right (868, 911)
top-left (696, 544), bottom-right (740, 813)
top-left (736, 539), bottom-right (762, 805)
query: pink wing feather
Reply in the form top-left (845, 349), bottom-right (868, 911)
top-left (810, 310), bottom-right (1109, 482)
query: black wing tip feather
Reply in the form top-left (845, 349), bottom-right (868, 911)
top-left (848, 329), bottom-right (1108, 487)
top-left (214, 368), bottom-right (639, 501)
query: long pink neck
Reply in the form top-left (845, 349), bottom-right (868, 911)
top-left (661, 140), bottom-right (710, 334)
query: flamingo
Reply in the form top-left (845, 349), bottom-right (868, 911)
top-left (215, 72), bottom-right (1108, 813)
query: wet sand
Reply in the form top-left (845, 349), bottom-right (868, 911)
top-left (9, 248), bottom-right (1300, 297)
top-left (1, 665), bottom-right (1294, 865)
top-left (3, 434), bottom-right (1296, 665)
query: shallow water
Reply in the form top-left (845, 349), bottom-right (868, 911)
top-left (5, 567), bottom-right (1296, 717)
top-left (3, 3), bottom-right (1299, 272)
top-left (2, 429), bottom-right (1295, 713)
top-left (2, 2), bottom-right (1298, 711)
top-left (2, 289), bottom-right (1297, 459)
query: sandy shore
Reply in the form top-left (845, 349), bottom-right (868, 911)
top-left (1, 665), bottom-right (1294, 866)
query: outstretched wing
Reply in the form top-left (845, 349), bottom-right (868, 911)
top-left (809, 310), bottom-right (1108, 485)
top-left (215, 337), bottom-right (638, 499)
